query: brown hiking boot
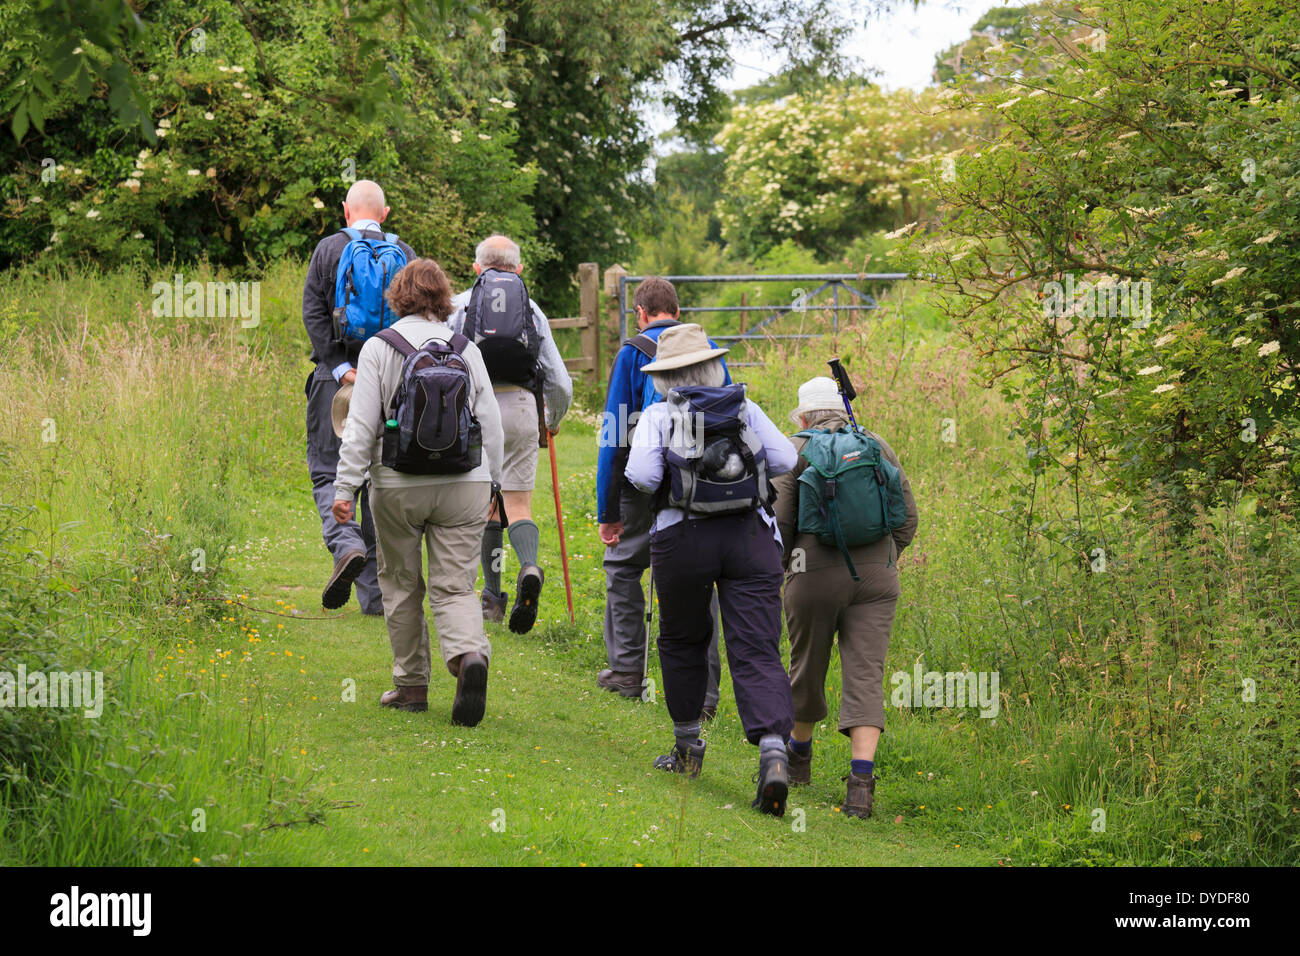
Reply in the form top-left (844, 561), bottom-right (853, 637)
top-left (323, 549), bottom-right (366, 610)
top-left (380, 685), bottom-right (428, 713)
top-left (787, 742), bottom-right (812, 786)
top-left (842, 772), bottom-right (875, 819)
top-left (481, 588), bottom-right (508, 624)
top-left (597, 669), bottom-right (643, 698)
top-left (451, 651), bottom-right (489, 727)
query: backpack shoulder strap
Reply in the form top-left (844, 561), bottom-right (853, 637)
top-left (447, 331), bottom-right (470, 354)
top-left (341, 227), bottom-right (361, 242)
top-left (376, 327), bottom-right (416, 357)
top-left (383, 232), bottom-right (399, 244)
top-left (628, 333), bottom-right (657, 359)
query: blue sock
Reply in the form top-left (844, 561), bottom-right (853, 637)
top-left (851, 759), bottom-right (874, 777)
top-left (787, 736), bottom-right (812, 753)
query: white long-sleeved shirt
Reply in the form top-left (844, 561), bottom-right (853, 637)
top-left (447, 286), bottom-right (573, 432)
top-left (625, 395), bottom-right (798, 539)
top-left (334, 315), bottom-right (503, 501)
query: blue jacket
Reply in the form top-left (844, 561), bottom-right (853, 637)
top-left (596, 319), bottom-right (731, 523)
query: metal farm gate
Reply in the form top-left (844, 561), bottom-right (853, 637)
top-left (611, 272), bottom-right (909, 367)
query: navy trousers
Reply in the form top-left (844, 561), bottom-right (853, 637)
top-left (650, 511), bottom-right (793, 745)
top-left (305, 368), bottom-right (382, 614)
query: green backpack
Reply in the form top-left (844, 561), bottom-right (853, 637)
top-left (795, 427), bottom-right (908, 580)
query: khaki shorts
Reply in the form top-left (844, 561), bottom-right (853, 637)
top-left (495, 386), bottom-right (540, 492)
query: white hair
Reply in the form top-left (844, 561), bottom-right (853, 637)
top-left (475, 234), bottom-right (521, 271)
top-left (345, 180), bottom-right (386, 216)
top-left (649, 357), bottom-right (726, 395)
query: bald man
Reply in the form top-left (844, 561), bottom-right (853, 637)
top-left (302, 180), bottom-right (417, 614)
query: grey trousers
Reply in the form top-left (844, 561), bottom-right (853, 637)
top-left (306, 367), bottom-right (382, 614)
top-left (603, 489), bottom-right (721, 707)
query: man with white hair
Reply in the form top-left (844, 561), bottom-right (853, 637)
top-left (302, 180), bottom-right (417, 614)
top-left (448, 234), bottom-right (573, 634)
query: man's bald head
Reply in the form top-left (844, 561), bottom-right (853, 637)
top-left (343, 180), bottom-right (389, 226)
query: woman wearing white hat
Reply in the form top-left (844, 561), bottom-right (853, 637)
top-left (771, 375), bottom-right (918, 819)
top-left (624, 323), bottom-right (799, 816)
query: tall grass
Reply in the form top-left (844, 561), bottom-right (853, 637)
top-left (0, 259), bottom-right (321, 864)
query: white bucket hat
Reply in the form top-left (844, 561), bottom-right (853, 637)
top-left (640, 323), bottom-right (729, 372)
top-left (789, 376), bottom-right (845, 425)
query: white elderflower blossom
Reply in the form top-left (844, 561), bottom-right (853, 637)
top-left (1257, 340), bottom-right (1280, 357)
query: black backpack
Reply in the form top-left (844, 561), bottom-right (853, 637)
top-left (661, 384), bottom-right (770, 516)
top-left (462, 268), bottom-right (540, 387)
top-left (376, 329), bottom-right (482, 474)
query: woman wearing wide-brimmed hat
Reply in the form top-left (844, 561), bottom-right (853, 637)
top-left (771, 376), bottom-right (918, 819)
top-left (624, 324), bottom-right (799, 816)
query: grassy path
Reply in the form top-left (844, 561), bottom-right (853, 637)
top-left (232, 422), bottom-right (984, 866)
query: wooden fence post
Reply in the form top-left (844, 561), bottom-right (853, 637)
top-left (578, 262), bottom-right (600, 388)
top-left (603, 264), bottom-right (627, 381)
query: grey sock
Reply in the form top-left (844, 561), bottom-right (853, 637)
top-left (674, 720), bottom-right (702, 749)
top-left (508, 519), bottom-right (540, 568)
top-left (759, 734), bottom-right (785, 753)
top-left (481, 521), bottom-right (503, 595)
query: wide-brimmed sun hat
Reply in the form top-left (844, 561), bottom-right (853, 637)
top-left (788, 376), bottom-right (845, 425)
top-left (331, 382), bottom-right (354, 438)
top-left (640, 323), bottom-right (729, 372)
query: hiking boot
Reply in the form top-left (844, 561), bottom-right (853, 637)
top-left (842, 773), bottom-right (875, 819)
top-left (508, 565), bottom-right (544, 634)
top-left (700, 704), bottom-right (718, 722)
top-left (752, 747), bottom-right (789, 817)
top-left (322, 549), bottom-right (366, 610)
top-left (380, 685), bottom-right (428, 713)
top-left (481, 588), bottom-right (508, 625)
top-left (653, 739), bottom-right (706, 778)
top-left (597, 669), bottom-right (643, 698)
top-left (451, 651), bottom-right (489, 727)
top-left (787, 742), bottom-right (812, 786)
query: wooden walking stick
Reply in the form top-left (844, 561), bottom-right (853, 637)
top-left (547, 430), bottom-right (575, 623)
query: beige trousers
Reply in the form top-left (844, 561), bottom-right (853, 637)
top-left (784, 560), bottom-right (900, 734)
top-left (370, 480), bottom-right (492, 686)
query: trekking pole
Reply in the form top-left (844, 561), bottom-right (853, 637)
top-left (827, 357), bottom-right (862, 432)
top-left (547, 430), bottom-right (575, 623)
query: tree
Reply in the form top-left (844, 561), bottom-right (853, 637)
top-left (0, 0), bottom-right (537, 276)
top-left (713, 81), bottom-right (981, 259)
top-left (913, 0), bottom-right (1300, 525)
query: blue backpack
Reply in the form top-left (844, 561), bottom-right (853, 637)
top-left (332, 227), bottom-right (409, 343)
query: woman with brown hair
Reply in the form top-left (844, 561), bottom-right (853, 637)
top-left (333, 258), bottom-right (504, 727)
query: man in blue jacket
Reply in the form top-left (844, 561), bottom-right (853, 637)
top-left (596, 277), bottom-right (726, 714)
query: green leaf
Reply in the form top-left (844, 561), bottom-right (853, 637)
top-left (10, 102), bottom-right (27, 142)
